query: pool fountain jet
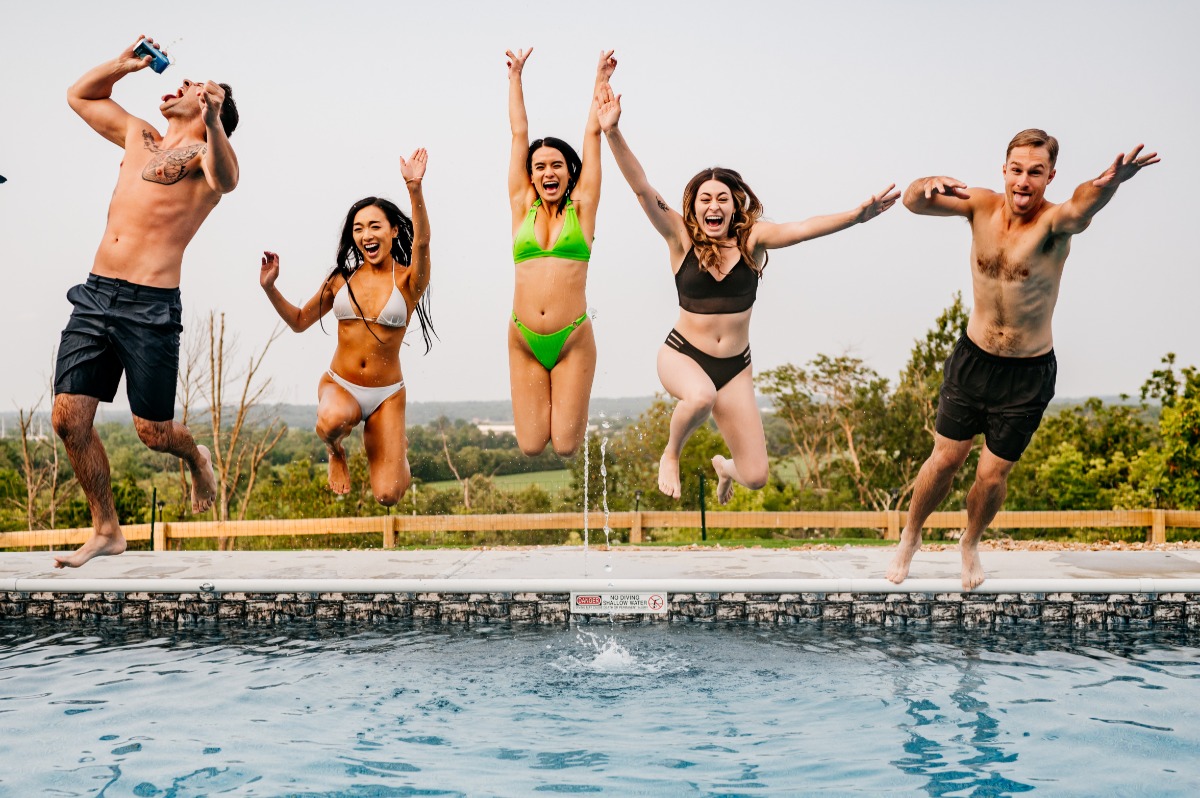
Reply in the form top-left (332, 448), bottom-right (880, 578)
top-left (582, 426), bottom-right (590, 575)
top-left (599, 413), bottom-right (613, 574)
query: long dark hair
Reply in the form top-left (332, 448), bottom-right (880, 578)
top-left (320, 196), bottom-right (437, 353)
top-left (526, 137), bottom-right (582, 216)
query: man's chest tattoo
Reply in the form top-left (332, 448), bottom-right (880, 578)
top-left (141, 130), bottom-right (206, 185)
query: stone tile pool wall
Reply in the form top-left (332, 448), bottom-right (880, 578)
top-left (4, 590), bottom-right (1200, 628)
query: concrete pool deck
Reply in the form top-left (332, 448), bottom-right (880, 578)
top-left (4, 545), bottom-right (1200, 585)
top-left (3, 546), bottom-right (1200, 626)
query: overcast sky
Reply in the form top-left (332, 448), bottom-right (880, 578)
top-left (2, 1), bottom-right (1197, 419)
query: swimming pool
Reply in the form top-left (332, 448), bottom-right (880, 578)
top-left (2, 621), bottom-right (1198, 796)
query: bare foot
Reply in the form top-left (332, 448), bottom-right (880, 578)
top-left (712, 455), bottom-right (735, 505)
top-left (961, 542), bottom-right (986, 590)
top-left (54, 532), bottom-right (126, 569)
top-left (658, 453), bottom-right (681, 499)
top-left (886, 530), bottom-right (922, 584)
top-left (190, 444), bottom-right (218, 513)
top-left (328, 443), bottom-right (351, 495)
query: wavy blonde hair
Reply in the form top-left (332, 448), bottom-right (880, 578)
top-left (682, 167), bottom-right (765, 276)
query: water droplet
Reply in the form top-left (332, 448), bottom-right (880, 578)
top-left (588, 307), bottom-right (598, 320)
top-left (604, 564), bottom-right (612, 572)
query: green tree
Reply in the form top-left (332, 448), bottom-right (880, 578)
top-left (1006, 398), bottom-right (1156, 510)
top-left (570, 398), bottom-right (727, 512)
top-left (1140, 353), bottom-right (1200, 509)
top-left (884, 292), bottom-right (974, 508)
top-left (756, 293), bottom-right (973, 512)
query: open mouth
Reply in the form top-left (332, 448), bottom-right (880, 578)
top-left (542, 180), bottom-right (560, 193)
top-left (161, 88), bottom-right (185, 104)
top-left (362, 242), bottom-right (381, 256)
top-left (704, 214), bottom-right (724, 230)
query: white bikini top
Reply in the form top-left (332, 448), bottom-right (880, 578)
top-left (332, 262), bottom-right (407, 328)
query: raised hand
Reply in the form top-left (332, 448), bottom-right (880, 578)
top-left (260, 251), bottom-right (280, 289)
top-left (596, 49), bottom-right (617, 82)
top-left (923, 176), bottom-right (970, 200)
top-left (400, 148), bottom-right (428, 184)
top-left (506, 47), bottom-right (533, 79)
top-left (121, 35), bottom-right (165, 73)
top-left (1093, 144), bottom-right (1160, 188)
top-left (595, 82), bottom-right (622, 133)
top-left (855, 184), bottom-right (901, 223)
top-left (197, 81), bottom-right (225, 128)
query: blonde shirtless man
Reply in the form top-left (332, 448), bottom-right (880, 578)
top-left (887, 129), bottom-right (1159, 589)
top-left (51, 36), bottom-right (238, 567)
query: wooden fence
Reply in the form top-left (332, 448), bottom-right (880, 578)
top-left (2, 509), bottom-right (1199, 551)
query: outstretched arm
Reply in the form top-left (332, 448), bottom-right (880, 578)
top-left (752, 184), bottom-right (900, 249)
top-left (197, 81), bottom-right (238, 193)
top-left (401, 148), bottom-right (431, 297)
top-left (259, 252), bottom-right (335, 332)
top-left (902, 175), bottom-right (976, 218)
top-left (1051, 144), bottom-right (1160, 235)
top-left (506, 48), bottom-right (535, 220)
top-left (596, 83), bottom-right (688, 252)
top-left (66, 35), bottom-right (161, 146)
top-left (571, 49), bottom-right (616, 212)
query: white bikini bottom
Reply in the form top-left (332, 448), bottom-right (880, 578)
top-left (327, 370), bottom-right (405, 419)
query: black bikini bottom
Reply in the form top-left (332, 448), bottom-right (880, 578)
top-left (665, 329), bottom-right (751, 391)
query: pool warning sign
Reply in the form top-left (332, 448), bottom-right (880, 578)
top-left (570, 593), bottom-right (668, 615)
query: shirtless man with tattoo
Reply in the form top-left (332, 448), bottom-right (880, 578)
top-left (887, 129), bottom-right (1159, 589)
top-left (51, 36), bottom-right (239, 567)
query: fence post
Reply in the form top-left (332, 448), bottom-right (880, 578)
top-left (885, 510), bottom-right (901, 541)
top-left (1151, 509), bottom-right (1167, 545)
top-left (383, 513), bottom-right (397, 549)
top-left (154, 522), bottom-right (168, 552)
top-left (630, 511), bottom-right (643, 544)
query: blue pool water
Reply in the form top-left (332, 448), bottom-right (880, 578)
top-left (1, 621), bottom-right (1198, 796)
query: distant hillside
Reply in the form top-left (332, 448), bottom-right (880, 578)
top-left (0, 396), bottom-right (664, 432)
top-left (263, 396), bottom-right (664, 429)
top-left (0, 394), bottom-right (1150, 434)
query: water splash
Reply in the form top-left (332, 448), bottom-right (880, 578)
top-left (581, 634), bottom-right (636, 671)
top-left (160, 37), bottom-right (184, 66)
top-left (549, 631), bottom-right (686, 675)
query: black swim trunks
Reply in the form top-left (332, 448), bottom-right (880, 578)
top-left (53, 274), bottom-right (183, 422)
top-left (935, 334), bottom-right (1056, 462)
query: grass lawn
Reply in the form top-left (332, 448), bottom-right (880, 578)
top-left (420, 469), bottom-right (573, 493)
top-left (639, 537), bottom-right (895, 548)
top-left (383, 537), bottom-right (895, 550)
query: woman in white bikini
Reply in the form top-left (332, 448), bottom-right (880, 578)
top-left (260, 149), bottom-right (432, 503)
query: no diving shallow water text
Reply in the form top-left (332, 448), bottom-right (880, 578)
top-left (571, 593), bottom-right (667, 615)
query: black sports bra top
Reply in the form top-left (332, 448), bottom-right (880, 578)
top-left (675, 247), bottom-right (759, 314)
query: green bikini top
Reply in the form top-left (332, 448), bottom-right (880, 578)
top-left (512, 198), bottom-right (591, 264)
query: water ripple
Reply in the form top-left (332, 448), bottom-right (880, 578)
top-left (1, 622), bottom-right (1198, 795)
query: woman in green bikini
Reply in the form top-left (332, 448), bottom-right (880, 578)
top-left (506, 47), bottom-right (615, 456)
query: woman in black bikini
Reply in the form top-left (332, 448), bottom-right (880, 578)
top-left (596, 83), bottom-right (900, 503)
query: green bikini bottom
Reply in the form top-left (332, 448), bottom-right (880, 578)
top-left (512, 310), bottom-right (588, 371)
